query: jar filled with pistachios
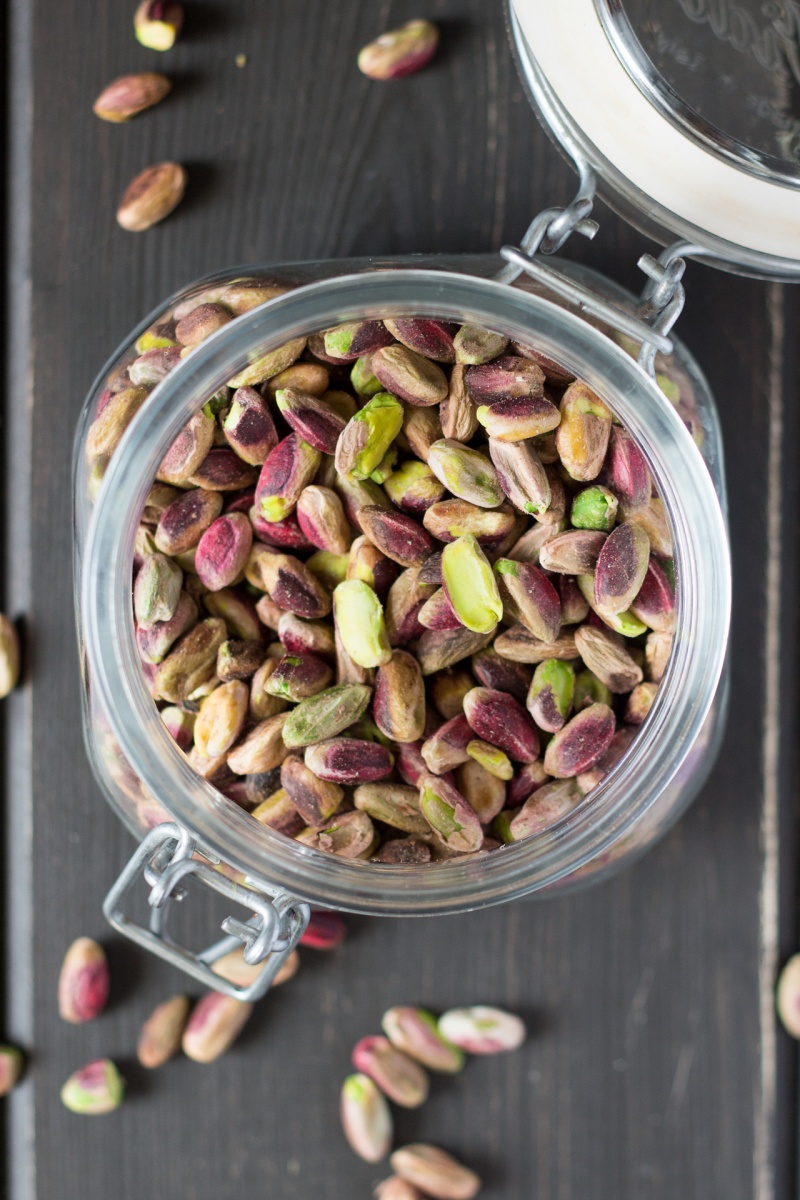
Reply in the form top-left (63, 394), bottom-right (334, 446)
top-left (74, 255), bottom-right (729, 1000)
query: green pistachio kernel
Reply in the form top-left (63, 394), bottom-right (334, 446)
top-left (441, 534), bottom-right (503, 634)
top-left (333, 579), bottom-right (392, 668)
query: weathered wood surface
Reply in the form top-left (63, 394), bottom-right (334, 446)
top-left (3, 2), bottom-right (799, 1198)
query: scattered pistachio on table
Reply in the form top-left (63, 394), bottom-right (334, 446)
top-left (0, 615), bottom-right (20, 698)
top-left (134, 0), bottom-right (183, 51)
top-left (390, 1144), bottom-right (482, 1200)
top-left (84, 299), bottom-right (675, 864)
top-left (0, 1046), bottom-right (25, 1096)
top-left (93, 72), bottom-right (172, 122)
top-left (181, 991), bottom-right (253, 1063)
top-left (57, 937), bottom-right (110, 1024)
top-left (137, 995), bottom-right (191, 1069)
top-left (116, 162), bottom-right (187, 232)
top-left (776, 954), bottom-right (800, 1038)
top-left (341, 1072), bottom-right (394, 1162)
top-left (60, 1059), bottom-right (125, 1115)
top-left (358, 20), bottom-right (440, 81)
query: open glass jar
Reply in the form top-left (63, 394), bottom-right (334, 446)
top-left (74, 256), bottom-right (730, 1000)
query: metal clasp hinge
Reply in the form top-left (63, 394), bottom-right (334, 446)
top-left (103, 822), bottom-right (310, 1002)
top-left (497, 167), bottom-right (697, 380)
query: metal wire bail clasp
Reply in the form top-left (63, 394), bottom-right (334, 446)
top-left (103, 822), bottom-right (310, 1002)
top-left (497, 164), bottom-right (696, 380)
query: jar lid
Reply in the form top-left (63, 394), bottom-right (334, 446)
top-left (509, 0), bottom-right (800, 277)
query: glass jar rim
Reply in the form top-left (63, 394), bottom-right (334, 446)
top-left (80, 268), bottom-right (731, 916)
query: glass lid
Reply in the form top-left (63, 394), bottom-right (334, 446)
top-left (508, 0), bottom-right (800, 277)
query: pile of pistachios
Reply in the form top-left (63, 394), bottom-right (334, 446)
top-left (86, 281), bottom-right (676, 864)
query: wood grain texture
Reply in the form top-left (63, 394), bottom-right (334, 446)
top-left (3, 2), bottom-right (799, 1198)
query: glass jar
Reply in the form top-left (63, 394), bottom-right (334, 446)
top-left (74, 254), bottom-right (730, 998)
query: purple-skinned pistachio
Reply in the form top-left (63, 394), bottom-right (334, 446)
top-left (280, 754), bottom-right (343, 827)
top-left (195, 513), bottom-right (253, 591)
top-left (423, 497), bottom-right (517, 547)
top-left (630, 558), bottom-right (676, 631)
top-left (507, 759), bottom-right (549, 806)
top-left (304, 737), bottom-right (393, 785)
top-left (134, 0), bottom-right (183, 50)
top-left (137, 590), bottom-right (198, 664)
top-left (334, 472), bottom-right (394, 531)
top-left (128, 345), bottom-right (182, 386)
top-left (646, 630), bottom-right (673, 683)
top-left (427, 440), bottom-right (504, 509)
top-left (156, 410), bottom-right (215, 485)
top-left (440, 364), bottom-right (479, 441)
top-left (257, 550), bottom-right (332, 620)
top-left (508, 778), bottom-right (582, 840)
top-left (134, 552), bottom-right (183, 628)
top-left (357, 506), bottom-right (434, 569)
top-left (323, 319), bottom-right (394, 361)
top-left (373, 649), bottom-right (427, 743)
top-left (420, 713), bottom-right (473, 774)
top-left (494, 560), bottom-right (561, 643)
top-left (593, 522), bottom-right (651, 615)
top-left (93, 69), bottom-right (172, 122)
top-left (277, 611), bottom-right (336, 658)
top-left (353, 1036), bottom-right (430, 1108)
top-left (465, 354), bottom-right (545, 404)
top-left (418, 588), bottom-right (463, 631)
top-left (477, 394), bottom-right (561, 442)
top-left (384, 459), bottom-right (446, 516)
top-left (188, 447), bottom-right (258, 492)
top-left (555, 381), bottom-right (613, 481)
top-left (340, 1073), bottom-right (393, 1163)
top-left (512, 341), bottom-right (574, 385)
top-left (394, 740), bottom-right (433, 788)
top-left (418, 551), bottom-right (443, 585)
top-left (60, 1058), bottom-right (125, 1114)
top-left (604, 425), bottom-right (651, 508)
top-left (221, 387), bottom-right (278, 465)
top-left (384, 317), bottom-right (456, 362)
top-left (419, 772), bottom-right (484, 854)
top-left (141, 482), bottom-right (180, 525)
top-left (357, 19), bottom-right (440, 80)
top-left (453, 325), bottom-right (509, 364)
top-left (507, 520), bottom-right (565, 565)
top-left (155, 487), bottom-right (224, 555)
top-left (463, 686), bottom-right (540, 763)
top-left (249, 658), bottom-right (289, 721)
top-left (573, 625), bottom-right (643, 694)
top-left (576, 573), bottom-right (648, 638)
top-left (489, 437), bottom-right (551, 516)
top-left (527, 658), bottom-right (575, 733)
top-left (194, 680), bottom-right (249, 757)
top-left (471, 649), bottom-right (531, 704)
top-left (275, 387), bottom-right (347, 454)
top-left (249, 506), bottom-right (313, 551)
top-left (265, 652), bottom-right (333, 701)
top-left (372, 344), bottom-right (449, 406)
top-left (58, 938), bottom-right (110, 1024)
top-left (543, 702), bottom-right (616, 777)
top-left (296, 485), bottom-right (350, 554)
top-left (621, 496), bottom-right (674, 558)
top-left (538, 529), bottom-right (607, 574)
top-left (255, 433), bottom-right (321, 522)
top-left (535, 466), bottom-right (567, 526)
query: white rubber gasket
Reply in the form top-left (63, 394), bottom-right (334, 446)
top-left (512, 0), bottom-right (800, 262)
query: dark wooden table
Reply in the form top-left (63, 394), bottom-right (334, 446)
top-left (3, 2), bottom-right (799, 1198)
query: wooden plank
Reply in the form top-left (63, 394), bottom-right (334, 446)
top-left (4, 2), bottom-right (799, 1198)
